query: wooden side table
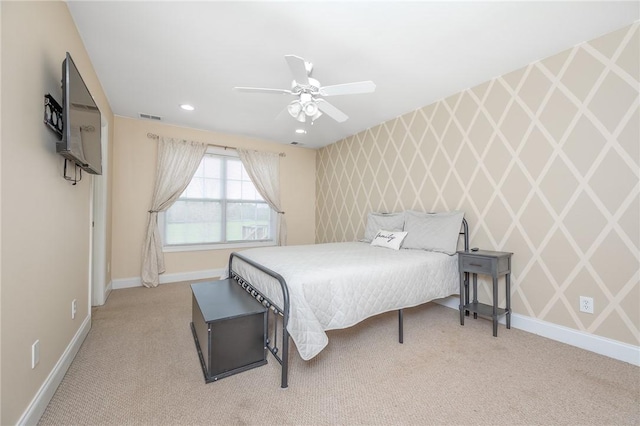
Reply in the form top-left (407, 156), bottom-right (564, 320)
top-left (458, 250), bottom-right (513, 337)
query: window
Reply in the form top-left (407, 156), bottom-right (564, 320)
top-left (161, 148), bottom-right (275, 251)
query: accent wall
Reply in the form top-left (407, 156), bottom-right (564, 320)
top-left (317, 23), bottom-right (639, 348)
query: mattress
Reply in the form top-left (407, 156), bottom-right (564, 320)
top-left (231, 242), bottom-right (459, 360)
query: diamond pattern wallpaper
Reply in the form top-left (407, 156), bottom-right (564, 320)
top-left (316, 23), bottom-right (639, 346)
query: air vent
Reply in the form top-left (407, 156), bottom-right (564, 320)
top-left (71, 103), bottom-right (99, 111)
top-left (290, 141), bottom-right (304, 146)
top-left (139, 113), bottom-right (162, 121)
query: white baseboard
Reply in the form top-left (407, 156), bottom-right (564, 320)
top-left (92, 280), bottom-right (113, 307)
top-left (17, 315), bottom-right (91, 426)
top-left (436, 296), bottom-right (640, 367)
top-left (112, 268), bottom-right (224, 290)
top-left (104, 279), bottom-right (112, 302)
top-left (14, 283), bottom-right (637, 426)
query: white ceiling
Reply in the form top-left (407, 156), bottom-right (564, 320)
top-left (67, 1), bottom-right (639, 149)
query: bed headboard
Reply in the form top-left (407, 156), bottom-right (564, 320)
top-left (460, 218), bottom-right (469, 252)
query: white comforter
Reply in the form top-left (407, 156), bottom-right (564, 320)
top-left (231, 242), bottom-right (459, 360)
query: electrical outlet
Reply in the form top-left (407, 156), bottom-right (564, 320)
top-left (580, 296), bottom-right (594, 314)
top-left (32, 340), bottom-right (40, 369)
top-left (72, 299), bottom-right (77, 319)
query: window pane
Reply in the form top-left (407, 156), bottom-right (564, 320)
top-left (227, 179), bottom-right (242, 200)
top-left (165, 200), bottom-right (222, 244)
top-left (183, 176), bottom-right (204, 198)
top-left (164, 152), bottom-right (274, 247)
top-left (227, 159), bottom-right (242, 180)
top-left (202, 156), bottom-right (221, 179)
top-left (225, 159), bottom-right (264, 201)
top-left (204, 178), bottom-right (221, 199)
top-left (193, 162), bottom-right (205, 178)
top-left (226, 202), bottom-right (271, 241)
top-left (242, 181), bottom-right (260, 200)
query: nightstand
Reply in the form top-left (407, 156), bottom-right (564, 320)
top-left (458, 250), bottom-right (512, 337)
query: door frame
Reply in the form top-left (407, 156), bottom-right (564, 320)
top-left (91, 117), bottom-right (109, 306)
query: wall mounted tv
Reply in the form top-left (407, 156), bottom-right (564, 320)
top-left (56, 52), bottom-right (102, 175)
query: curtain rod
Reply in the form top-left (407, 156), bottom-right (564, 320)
top-left (146, 132), bottom-right (286, 157)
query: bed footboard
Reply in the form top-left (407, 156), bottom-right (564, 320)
top-left (228, 252), bottom-right (290, 388)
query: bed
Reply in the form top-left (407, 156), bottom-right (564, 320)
top-left (228, 211), bottom-right (469, 388)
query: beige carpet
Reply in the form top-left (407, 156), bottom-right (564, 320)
top-left (39, 282), bottom-right (639, 425)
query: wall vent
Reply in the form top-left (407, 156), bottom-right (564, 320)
top-left (71, 103), bottom-right (99, 111)
top-left (139, 113), bottom-right (162, 121)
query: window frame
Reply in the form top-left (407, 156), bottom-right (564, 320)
top-left (160, 147), bottom-right (277, 252)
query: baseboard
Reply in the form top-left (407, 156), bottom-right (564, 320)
top-left (112, 268), bottom-right (224, 289)
top-left (109, 277), bottom-right (640, 365)
top-left (17, 315), bottom-right (91, 426)
top-left (104, 279), bottom-right (112, 302)
top-left (93, 280), bottom-right (113, 307)
top-left (435, 296), bottom-right (640, 367)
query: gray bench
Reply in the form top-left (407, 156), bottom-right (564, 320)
top-left (190, 279), bottom-right (267, 383)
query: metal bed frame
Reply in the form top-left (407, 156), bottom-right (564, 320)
top-left (228, 218), bottom-right (469, 388)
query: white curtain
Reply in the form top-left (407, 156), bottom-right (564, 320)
top-left (141, 137), bottom-right (207, 287)
top-left (237, 148), bottom-right (287, 246)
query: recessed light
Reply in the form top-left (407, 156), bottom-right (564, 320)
top-left (180, 104), bottom-right (195, 111)
top-left (295, 129), bottom-right (306, 134)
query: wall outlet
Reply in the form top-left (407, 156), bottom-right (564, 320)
top-left (580, 296), bottom-right (594, 314)
top-left (72, 299), bottom-right (77, 319)
top-left (32, 340), bottom-right (40, 369)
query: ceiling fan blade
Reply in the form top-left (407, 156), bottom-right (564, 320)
top-left (284, 55), bottom-right (310, 86)
top-left (315, 99), bottom-right (348, 123)
top-left (319, 81), bottom-right (376, 96)
top-left (234, 87), bottom-right (292, 95)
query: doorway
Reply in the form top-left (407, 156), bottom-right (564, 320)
top-left (91, 118), bottom-right (109, 306)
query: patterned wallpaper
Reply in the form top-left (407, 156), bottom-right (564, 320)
top-left (316, 23), bottom-right (639, 346)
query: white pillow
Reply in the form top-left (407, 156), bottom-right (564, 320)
top-left (370, 230), bottom-right (408, 250)
top-left (402, 210), bottom-right (464, 255)
top-left (361, 212), bottom-right (405, 243)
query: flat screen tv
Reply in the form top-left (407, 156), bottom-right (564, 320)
top-left (57, 52), bottom-right (102, 175)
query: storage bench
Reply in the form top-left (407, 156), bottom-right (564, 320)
top-left (190, 279), bottom-right (267, 383)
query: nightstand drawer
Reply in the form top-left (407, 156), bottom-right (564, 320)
top-left (461, 256), bottom-right (493, 273)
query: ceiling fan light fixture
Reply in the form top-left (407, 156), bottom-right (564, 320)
top-left (303, 101), bottom-right (318, 117)
top-left (310, 110), bottom-right (322, 122)
top-left (287, 100), bottom-right (302, 118)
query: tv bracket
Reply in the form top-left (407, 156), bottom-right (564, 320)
top-left (44, 94), bottom-right (63, 138)
top-left (44, 94), bottom-right (82, 185)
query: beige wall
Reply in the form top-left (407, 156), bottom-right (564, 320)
top-left (111, 117), bottom-right (316, 281)
top-left (317, 23), bottom-right (639, 347)
top-left (1, 1), bottom-right (114, 424)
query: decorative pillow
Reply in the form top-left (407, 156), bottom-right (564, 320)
top-left (370, 230), bottom-right (408, 250)
top-left (361, 212), bottom-right (405, 243)
top-left (402, 210), bottom-right (465, 255)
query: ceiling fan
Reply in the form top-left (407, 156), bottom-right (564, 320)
top-left (234, 55), bottom-right (375, 123)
